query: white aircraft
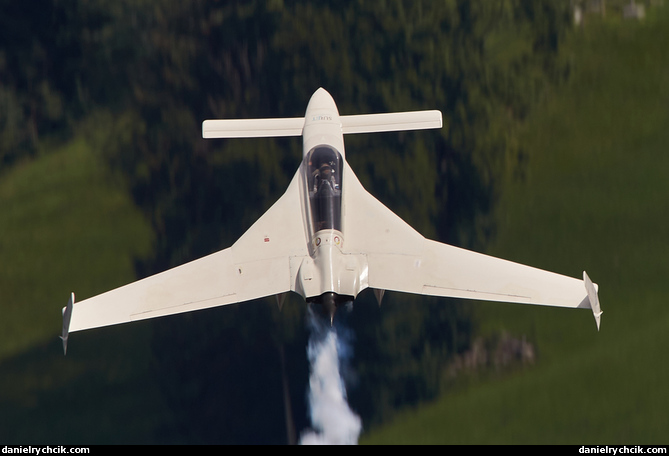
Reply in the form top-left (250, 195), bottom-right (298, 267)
top-left (60, 88), bottom-right (602, 354)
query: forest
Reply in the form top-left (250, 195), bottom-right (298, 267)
top-left (1, 0), bottom-right (574, 443)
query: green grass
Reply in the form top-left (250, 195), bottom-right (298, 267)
top-left (0, 138), bottom-right (154, 360)
top-left (0, 136), bottom-right (167, 443)
top-left (362, 7), bottom-right (669, 445)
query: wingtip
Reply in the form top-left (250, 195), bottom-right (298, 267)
top-left (583, 272), bottom-right (602, 332)
top-left (61, 292), bottom-right (74, 356)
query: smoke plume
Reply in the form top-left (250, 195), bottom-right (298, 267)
top-left (299, 307), bottom-right (361, 445)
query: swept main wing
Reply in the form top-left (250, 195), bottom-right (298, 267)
top-left (341, 163), bottom-right (601, 328)
top-left (66, 170), bottom-right (309, 334)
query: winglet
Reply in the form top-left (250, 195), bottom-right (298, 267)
top-left (583, 272), bottom-right (602, 331)
top-left (60, 292), bottom-right (74, 355)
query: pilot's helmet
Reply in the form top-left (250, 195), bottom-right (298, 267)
top-left (320, 163), bottom-right (332, 177)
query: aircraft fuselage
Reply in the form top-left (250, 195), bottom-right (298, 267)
top-left (298, 89), bottom-right (360, 323)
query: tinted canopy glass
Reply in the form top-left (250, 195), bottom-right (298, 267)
top-left (306, 146), bottom-right (343, 233)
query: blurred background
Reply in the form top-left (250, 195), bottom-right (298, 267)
top-left (1, 0), bottom-right (667, 444)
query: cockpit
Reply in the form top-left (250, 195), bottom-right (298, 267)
top-left (306, 145), bottom-right (343, 233)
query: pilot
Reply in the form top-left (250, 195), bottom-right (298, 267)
top-left (319, 162), bottom-right (333, 186)
top-left (312, 162), bottom-right (335, 192)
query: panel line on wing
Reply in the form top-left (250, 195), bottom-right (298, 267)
top-left (422, 284), bottom-right (531, 300)
top-left (129, 292), bottom-right (237, 318)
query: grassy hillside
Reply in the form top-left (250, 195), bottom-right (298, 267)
top-left (362, 7), bottom-right (669, 444)
top-left (0, 137), bottom-right (165, 443)
top-left (0, 137), bottom-right (154, 360)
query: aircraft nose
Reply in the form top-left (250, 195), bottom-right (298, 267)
top-left (306, 87), bottom-right (338, 115)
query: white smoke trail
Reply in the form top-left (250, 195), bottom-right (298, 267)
top-left (299, 307), bottom-right (361, 445)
